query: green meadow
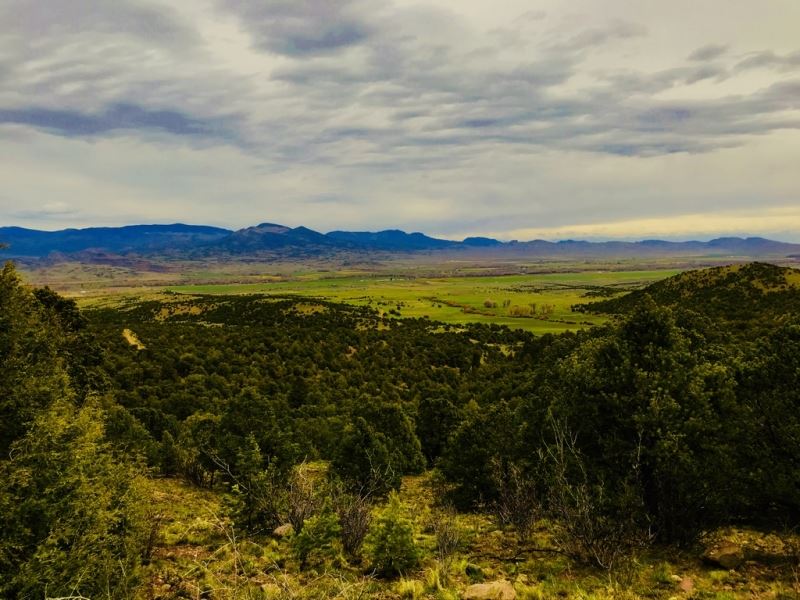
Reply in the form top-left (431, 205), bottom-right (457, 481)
top-left (167, 269), bottom-right (681, 333)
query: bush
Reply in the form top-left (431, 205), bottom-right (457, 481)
top-left (331, 417), bottom-right (401, 496)
top-left (489, 458), bottom-right (540, 541)
top-left (227, 436), bottom-right (288, 534)
top-left (543, 420), bottom-right (652, 570)
top-left (547, 301), bottom-right (742, 544)
top-left (332, 482), bottom-right (373, 560)
top-left (287, 462), bottom-right (323, 534)
top-left (432, 508), bottom-right (461, 570)
top-left (438, 401), bottom-right (520, 509)
top-left (365, 492), bottom-right (419, 577)
top-left (292, 504), bottom-right (342, 569)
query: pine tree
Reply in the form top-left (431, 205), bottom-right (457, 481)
top-left (0, 401), bottom-right (150, 598)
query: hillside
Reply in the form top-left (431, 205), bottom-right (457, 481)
top-left (209, 222), bottom-right (342, 254)
top-left (578, 262), bottom-right (800, 322)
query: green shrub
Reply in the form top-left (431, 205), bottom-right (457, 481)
top-left (293, 504), bottom-right (342, 568)
top-left (226, 438), bottom-right (289, 535)
top-left (365, 492), bottom-right (419, 577)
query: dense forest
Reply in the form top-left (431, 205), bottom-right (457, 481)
top-left (2, 260), bottom-right (800, 598)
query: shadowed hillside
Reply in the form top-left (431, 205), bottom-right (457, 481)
top-left (576, 262), bottom-right (800, 325)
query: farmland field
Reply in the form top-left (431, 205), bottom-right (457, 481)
top-left (165, 269), bottom-right (681, 333)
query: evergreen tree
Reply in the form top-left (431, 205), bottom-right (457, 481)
top-left (364, 491), bottom-right (419, 577)
top-left (332, 417), bottom-right (400, 496)
top-left (0, 401), bottom-right (150, 598)
top-left (0, 262), bottom-right (71, 454)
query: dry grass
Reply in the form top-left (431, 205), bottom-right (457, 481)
top-left (138, 463), bottom-right (800, 599)
top-left (122, 328), bottom-right (146, 350)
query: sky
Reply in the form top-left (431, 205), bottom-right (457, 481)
top-left (1, 0), bottom-right (799, 241)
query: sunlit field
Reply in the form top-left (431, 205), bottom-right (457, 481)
top-left (166, 269), bottom-right (680, 334)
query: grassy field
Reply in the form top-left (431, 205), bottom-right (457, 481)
top-left (165, 270), bottom-right (681, 334)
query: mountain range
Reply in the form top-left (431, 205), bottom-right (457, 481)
top-left (2, 222), bottom-right (800, 260)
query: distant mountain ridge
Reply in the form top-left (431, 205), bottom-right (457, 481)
top-left (326, 229), bottom-right (455, 250)
top-left (2, 222), bottom-right (800, 259)
top-left (0, 224), bottom-right (231, 256)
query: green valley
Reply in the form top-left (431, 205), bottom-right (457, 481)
top-left (164, 270), bottom-right (681, 334)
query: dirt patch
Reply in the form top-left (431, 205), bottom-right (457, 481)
top-left (288, 302), bottom-right (328, 315)
top-left (156, 304), bottom-right (204, 321)
top-left (122, 328), bottom-right (146, 350)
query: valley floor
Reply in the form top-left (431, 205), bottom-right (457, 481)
top-left (71, 267), bottom-right (686, 334)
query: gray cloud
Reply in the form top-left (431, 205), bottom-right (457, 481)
top-left (555, 20), bottom-right (647, 53)
top-left (223, 0), bottom-right (373, 56)
top-left (0, 1), bottom-right (254, 143)
top-left (684, 65), bottom-right (728, 84)
top-left (252, 8), bottom-right (796, 167)
top-left (1, 0), bottom-right (194, 43)
top-left (12, 201), bottom-right (78, 221)
top-left (264, 30), bottom-right (798, 163)
top-left (10, 0), bottom-right (790, 163)
top-left (604, 64), bottom-right (730, 95)
top-left (688, 44), bottom-right (728, 61)
top-left (735, 50), bottom-right (800, 72)
top-left (0, 104), bottom-right (232, 138)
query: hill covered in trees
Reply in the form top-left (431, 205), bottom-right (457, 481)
top-left (575, 262), bottom-right (800, 330)
top-left (2, 261), bottom-right (800, 598)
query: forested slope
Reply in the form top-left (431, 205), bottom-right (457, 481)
top-left (0, 263), bottom-right (151, 598)
top-left (2, 261), bottom-right (800, 597)
top-left (576, 262), bottom-right (800, 326)
top-left (85, 275), bottom-right (800, 543)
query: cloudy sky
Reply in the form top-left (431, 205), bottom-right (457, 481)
top-left (1, 0), bottom-right (799, 241)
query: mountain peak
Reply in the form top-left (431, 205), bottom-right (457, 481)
top-left (251, 223), bottom-right (292, 234)
top-left (462, 236), bottom-right (502, 247)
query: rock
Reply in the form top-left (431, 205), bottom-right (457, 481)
top-left (677, 578), bottom-right (694, 593)
top-left (746, 534), bottom-right (790, 565)
top-left (463, 580), bottom-right (516, 600)
top-left (272, 523), bottom-right (294, 538)
top-left (703, 542), bottom-right (744, 569)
